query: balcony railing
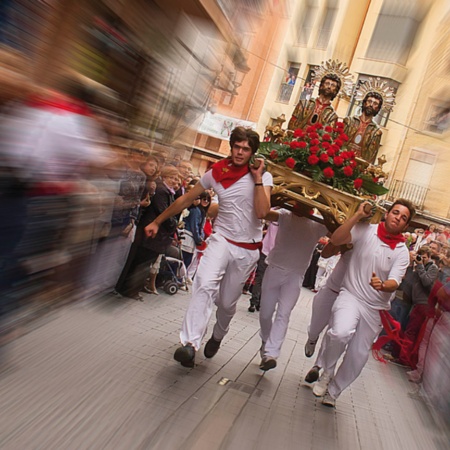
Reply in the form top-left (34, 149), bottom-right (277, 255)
top-left (277, 83), bottom-right (294, 103)
top-left (386, 179), bottom-right (429, 211)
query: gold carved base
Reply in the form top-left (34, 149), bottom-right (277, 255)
top-left (266, 161), bottom-right (385, 229)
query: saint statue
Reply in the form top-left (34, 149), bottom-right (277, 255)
top-left (288, 73), bottom-right (341, 131)
top-left (344, 92), bottom-right (383, 164)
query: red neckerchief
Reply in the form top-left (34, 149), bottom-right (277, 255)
top-left (26, 93), bottom-right (92, 116)
top-left (377, 222), bottom-right (406, 250)
top-left (211, 158), bottom-right (249, 189)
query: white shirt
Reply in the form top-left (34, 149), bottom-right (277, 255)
top-left (200, 169), bottom-right (273, 242)
top-left (342, 223), bottom-right (409, 309)
top-left (1, 105), bottom-right (107, 182)
top-left (266, 209), bottom-right (326, 273)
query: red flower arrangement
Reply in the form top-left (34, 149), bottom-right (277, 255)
top-left (259, 122), bottom-right (387, 196)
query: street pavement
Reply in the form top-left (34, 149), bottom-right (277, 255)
top-left (0, 287), bottom-right (448, 450)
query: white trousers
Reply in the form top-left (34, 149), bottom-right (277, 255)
top-left (321, 289), bottom-right (382, 399)
top-left (180, 234), bottom-right (259, 350)
top-left (259, 265), bottom-right (302, 359)
top-left (307, 285), bottom-right (339, 367)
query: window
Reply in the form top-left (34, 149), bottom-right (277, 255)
top-left (277, 63), bottom-right (300, 103)
top-left (297, 0), bottom-right (319, 46)
top-left (405, 149), bottom-right (436, 187)
top-left (298, 66), bottom-right (317, 102)
top-left (424, 104), bottom-right (450, 134)
top-left (366, 1), bottom-right (426, 65)
top-left (346, 75), bottom-right (399, 127)
top-left (316, 0), bottom-right (338, 50)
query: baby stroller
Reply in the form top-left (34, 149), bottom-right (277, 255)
top-left (155, 245), bottom-right (188, 295)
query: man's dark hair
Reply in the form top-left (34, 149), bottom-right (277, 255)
top-left (363, 91), bottom-right (383, 116)
top-left (319, 74), bottom-right (342, 100)
top-left (230, 127), bottom-right (260, 154)
top-left (388, 198), bottom-right (416, 224)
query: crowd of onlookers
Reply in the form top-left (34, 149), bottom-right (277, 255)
top-left (0, 45), bottom-right (218, 341)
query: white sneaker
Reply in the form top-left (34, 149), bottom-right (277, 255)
top-left (304, 339), bottom-right (317, 357)
top-left (313, 372), bottom-right (332, 397)
top-left (406, 369), bottom-right (421, 383)
top-left (322, 390), bottom-right (336, 407)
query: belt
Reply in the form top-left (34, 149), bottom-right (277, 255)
top-left (224, 237), bottom-right (262, 251)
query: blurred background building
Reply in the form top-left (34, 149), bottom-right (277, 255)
top-left (1, 0), bottom-right (449, 220)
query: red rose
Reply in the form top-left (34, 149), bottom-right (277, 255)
top-left (333, 156), bottom-right (344, 166)
top-left (298, 141), bottom-right (307, 148)
top-left (310, 138), bottom-right (320, 146)
top-left (315, 123), bottom-right (323, 130)
top-left (285, 157), bottom-right (296, 169)
top-left (373, 177), bottom-right (379, 182)
top-left (321, 141), bottom-right (331, 149)
top-left (307, 154), bottom-right (319, 165)
top-left (340, 151), bottom-right (350, 160)
top-left (339, 133), bottom-right (349, 141)
top-left (310, 145), bottom-right (320, 153)
top-left (336, 121), bottom-right (345, 129)
top-left (325, 126), bottom-right (333, 132)
top-left (322, 133), bottom-right (332, 141)
top-left (330, 144), bottom-right (340, 153)
top-left (348, 151), bottom-right (356, 159)
top-left (323, 167), bottom-right (334, 178)
top-left (283, 141), bottom-right (290, 146)
top-left (354, 178), bottom-right (363, 189)
top-left (334, 139), bottom-right (343, 147)
top-left (290, 141), bottom-right (300, 149)
top-left (293, 128), bottom-right (305, 138)
top-left (306, 126), bottom-right (315, 133)
top-left (327, 148), bottom-right (336, 157)
top-left (320, 153), bottom-right (329, 163)
top-left (349, 159), bottom-right (357, 168)
top-left (343, 165), bottom-right (353, 176)
top-left (309, 132), bottom-right (319, 139)
top-left (269, 150), bottom-right (278, 160)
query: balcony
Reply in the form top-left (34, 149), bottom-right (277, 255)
top-left (277, 83), bottom-right (295, 104)
top-left (386, 179), bottom-right (429, 211)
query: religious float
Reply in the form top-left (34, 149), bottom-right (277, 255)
top-left (259, 61), bottom-right (396, 230)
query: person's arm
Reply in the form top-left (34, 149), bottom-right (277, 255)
top-left (264, 209), bottom-right (280, 222)
top-left (208, 202), bottom-right (219, 220)
top-left (145, 182), bottom-right (205, 237)
top-left (251, 159), bottom-right (271, 219)
top-left (370, 273), bottom-right (399, 293)
top-left (330, 201), bottom-right (372, 246)
top-left (321, 242), bottom-right (341, 259)
top-left (415, 263), bottom-right (439, 289)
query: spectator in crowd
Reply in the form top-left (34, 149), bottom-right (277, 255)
top-left (115, 165), bottom-right (180, 301)
top-left (145, 127), bottom-right (272, 367)
top-left (303, 237), bottom-right (329, 290)
top-left (398, 246), bottom-right (439, 366)
top-left (179, 193), bottom-right (205, 269)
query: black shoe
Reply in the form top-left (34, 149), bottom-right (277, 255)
top-left (204, 336), bottom-right (222, 358)
top-left (305, 365), bottom-right (320, 383)
top-left (248, 305), bottom-right (256, 312)
top-left (174, 344), bottom-right (195, 367)
top-left (259, 357), bottom-right (277, 371)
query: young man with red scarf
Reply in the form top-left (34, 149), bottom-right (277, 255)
top-left (145, 127), bottom-right (272, 367)
top-left (312, 199), bottom-right (415, 407)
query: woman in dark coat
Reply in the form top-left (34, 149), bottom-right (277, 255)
top-left (115, 165), bottom-right (180, 300)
